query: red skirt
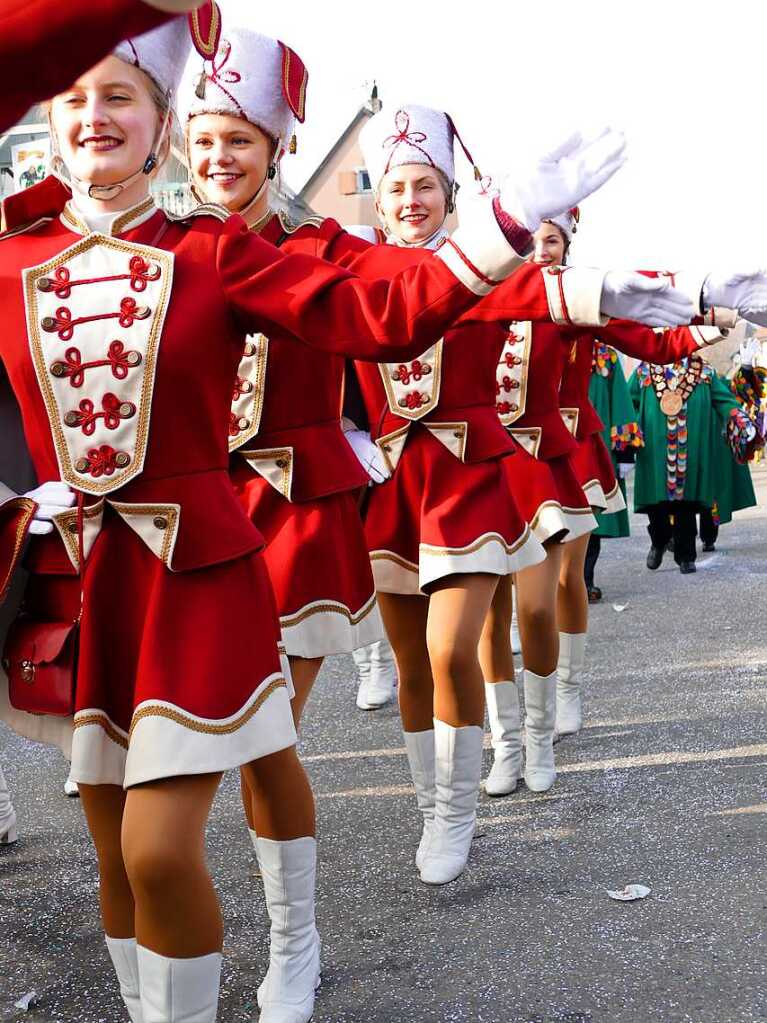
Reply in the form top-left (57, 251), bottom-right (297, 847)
top-left (503, 443), bottom-right (597, 544)
top-left (364, 429), bottom-right (545, 595)
top-left (234, 470), bottom-right (382, 658)
top-left (3, 511), bottom-right (296, 789)
top-left (570, 433), bottom-right (626, 514)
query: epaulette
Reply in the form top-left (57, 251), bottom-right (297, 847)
top-left (277, 209), bottom-right (324, 235)
top-left (0, 217), bottom-right (53, 242)
top-left (165, 202), bottom-right (230, 224)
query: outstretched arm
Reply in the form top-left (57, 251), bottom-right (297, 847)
top-left (0, 0), bottom-right (203, 132)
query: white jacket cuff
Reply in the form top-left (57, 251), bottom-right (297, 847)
top-left (436, 197), bottom-right (527, 297)
top-left (542, 265), bottom-right (608, 327)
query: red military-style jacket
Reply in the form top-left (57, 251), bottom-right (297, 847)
top-left (228, 214), bottom-right (610, 490)
top-left (0, 0), bottom-right (202, 132)
top-left (327, 234), bottom-right (610, 472)
top-left (0, 191), bottom-right (518, 589)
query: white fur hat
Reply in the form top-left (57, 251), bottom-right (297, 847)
top-left (546, 207), bottom-right (580, 240)
top-left (113, 2), bottom-right (221, 99)
top-left (359, 103), bottom-right (480, 192)
top-left (178, 26), bottom-right (308, 158)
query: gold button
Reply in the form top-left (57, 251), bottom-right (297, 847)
top-left (50, 362), bottom-right (67, 378)
top-left (75, 458), bottom-right (90, 473)
top-left (241, 381), bottom-right (254, 394)
top-left (37, 277), bottom-right (54, 292)
top-left (453, 430), bottom-right (463, 439)
top-left (126, 352), bottom-right (142, 367)
top-left (119, 403), bottom-right (135, 418)
top-left (275, 458), bottom-right (288, 469)
top-left (153, 516), bottom-right (168, 530)
top-left (509, 403), bottom-right (519, 412)
top-left (244, 342), bottom-right (257, 357)
top-left (511, 380), bottom-right (520, 389)
top-left (20, 660), bottom-right (35, 684)
top-left (382, 444), bottom-right (391, 453)
top-left (115, 453), bottom-right (131, 468)
top-left (67, 522), bottom-right (78, 535)
top-left (64, 412), bottom-right (79, 427)
top-left (238, 417), bottom-right (250, 430)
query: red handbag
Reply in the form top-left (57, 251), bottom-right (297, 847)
top-left (3, 616), bottom-right (78, 716)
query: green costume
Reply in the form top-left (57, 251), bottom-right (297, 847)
top-left (588, 344), bottom-right (641, 538)
top-left (629, 356), bottom-right (755, 514)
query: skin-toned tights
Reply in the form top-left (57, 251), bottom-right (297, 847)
top-left (378, 572), bottom-right (499, 733)
top-left (480, 540), bottom-right (565, 684)
top-left (80, 746), bottom-right (316, 955)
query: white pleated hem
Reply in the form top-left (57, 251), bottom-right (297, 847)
top-left (279, 593), bottom-right (384, 658)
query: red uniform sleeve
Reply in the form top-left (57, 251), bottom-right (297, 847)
top-left (0, 0), bottom-right (181, 131)
top-left (592, 320), bottom-right (699, 364)
top-left (216, 217), bottom-right (482, 362)
top-left (320, 223), bottom-right (562, 324)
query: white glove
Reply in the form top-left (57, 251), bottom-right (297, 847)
top-left (618, 463), bottom-right (635, 479)
top-left (24, 481), bottom-right (76, 535)
top-left (345, 430), bottom-right (391, 484)
top-left (600, 272), bottom-right (695, 327)
top-left (702, 270), bottom-right (767, 316)
top-left (500, 127), bottom-right (627, 232)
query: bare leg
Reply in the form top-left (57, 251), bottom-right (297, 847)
top-left (120, 773), bottom-right (224, 958)
top-left (288, 655), bottom-right (324, 727)
top-left (558, 532), bottom-right (591, 634)
top-left (377, 592), bottom-right (432, 732)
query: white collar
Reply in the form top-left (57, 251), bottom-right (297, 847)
top-left (386, 225), bottom-right (449, 251)
top-left (60, 195), bottom-right (160, 237)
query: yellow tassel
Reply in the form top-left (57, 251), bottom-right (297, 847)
top-left (195, 74), bottom-right (207, 100)
top-left (473, 165), bottom-right (482, 182)
top-left (289, 133), bottom-right (297, 155)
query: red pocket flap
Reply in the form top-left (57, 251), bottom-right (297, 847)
top-left (4, 619), bottom-right (75, 666)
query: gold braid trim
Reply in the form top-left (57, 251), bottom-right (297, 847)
top-left (281, 594), bottom-right (377, 630)
top-left (0, 498), bottom-right (36, 602)
top-left (128, 678), bottom-right (287, 739)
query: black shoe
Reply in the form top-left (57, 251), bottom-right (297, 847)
top-left (646, 546), bottom-right (664, 570)
top-left (587, 586), bottom-right (603, 604)
top-left (702, 542), bottom-right (716, 553)
top-left (679, 561), bottom-right (697, 574)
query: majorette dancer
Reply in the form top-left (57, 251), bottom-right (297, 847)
top-left (482, 208), bottom-right (767, 793)
top-left (349, 102), bottom-right (697, 885)
top-left (0, 0), bottom-right (206, 133)
top-left (0, 15), bottom-right (632, 1019)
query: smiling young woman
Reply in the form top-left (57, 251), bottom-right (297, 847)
top-left (0, 11), bottom-right (585, 1019)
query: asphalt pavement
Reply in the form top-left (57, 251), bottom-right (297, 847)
top-left (2, 470), bottom-right (767, 1023)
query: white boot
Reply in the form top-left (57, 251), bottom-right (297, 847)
top-left (355, 639), bottom-right (396, 710)
top-left (556, 632), bottom-right (587, 737)
top-left (418, 720), bottom-right (483, 886)
top-left (64, 768), bottom-right (80, 798)
top-left (484, 681), bottom-right (523, 797)
top-left (0, 763), bottom-right (17, 845)
top-left (510, 607), bottom-right (522, 655)
top-left (137, 945), bottom-right (221, 1022)
top-left (523, 669), bottom-right (557, 793)
top-left (403, 729), bottom-right (436, 870)
top-left (106, 936), bottom-right (143, 1022)
top-left (254, 836), bottom-right (320, 1023)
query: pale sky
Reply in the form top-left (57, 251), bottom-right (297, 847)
top-left (222, 0), bottom-right (766, 270)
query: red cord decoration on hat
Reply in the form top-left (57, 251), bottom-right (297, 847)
top-left (383, 111), bottom-right (433, 175)
top-left (197, 39), bottom-right (247, 119)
